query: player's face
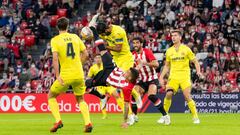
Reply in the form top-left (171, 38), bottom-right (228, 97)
top-left (94, 55), bottom-right (102, 64)
top-left (133, 40), bottom-right (142, 52)
top-left (101, 28), bottom-right (111, 36)
top-left (171, 32), bottom-right (182, 44)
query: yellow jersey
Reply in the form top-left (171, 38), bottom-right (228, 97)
top-left (88, 63), bottom-right (103, 78)
top-left (166, 44), bottom-right (195, 80)
top-left (51, 32), bottom-right (86, 80)
top-left (99, 25), bottom-right (133, 61)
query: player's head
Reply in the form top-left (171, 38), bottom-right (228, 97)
top-left (132, 37), bottom-right (143, 52)
top-left (96, 17), bottom-right (112, 36)
top-left (124, 68), bottom-right (139, 83)
top-left (171, 29), bottom-right (182, 44)
top-left (57, 17), bottom-right (69, 31)
top-left (94, 54), bottom-right (102, 64)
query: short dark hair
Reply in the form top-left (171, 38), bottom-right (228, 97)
top-left (171, 29), bottom-right (182, 37)
top-left (57, 17), bottom-right (69, 31)
top-left (96, 21), bottom-right (108, 34)
top-left (129, 68), bottom-right (139, 83)
top-left (132, 37), bottom-right (143, 43)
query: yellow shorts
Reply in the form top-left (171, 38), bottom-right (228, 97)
top-left (166, 78), bottom-right (192, 93)
top-left (114, 55), bottom-right (134, 72)
top-left (97, 86), bottom-right (116, 95)
top-left (50, 79), bottom-right (86, 96)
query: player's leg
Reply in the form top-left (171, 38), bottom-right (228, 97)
top-left (164, 79), bottom-right (179, 113)
top-left (116, 55), bottom-right (142, 109)
top-left (181, 80), bottom-right (199, 124)
top-left (73, 79), bottom-right (93, 132)
top-left (85, 39), bottom-right (116, 88)
top-left (48, 80), bottom-right (67, 132)
top-left (131, 85), bottom-right (145, 122)
top-left (131, 88), bottom-right (142, 108)
top-left (88, 87), bottom-right (106, 99)
top-left (121, 86), bottom-right (133, 128)
top-left (98, 86), bottom-right (108, 119)
top-left (147, 81), bottom-right (169, 125)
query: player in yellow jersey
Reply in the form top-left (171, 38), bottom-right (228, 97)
top-left (87, 54), bottom-right (115, 119)
top-left (88, 54), bottom-right (136, 120)
top-left (159, 30), bottom-right (203, 124)
top-left (95, 18), bottom-right (142, 125)
top-left (48, 17), bottom-right (92, 133)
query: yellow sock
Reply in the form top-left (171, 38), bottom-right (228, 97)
top-left (116, 97), bottom-right (124, 111)
top-left (128, 104), bottom-right (133, 115)
top-left (116, 97), bottom-right (132, 114)
top-left (100, 102), bottom-right (107, 119)
top-left (131, 88), bottom-right (139, 100)
top-left (187, 100), bottom-right (198, 119)
top-left (164, 98), bottom-right (172, 113)
top-left (79, 101), bottom-right (91, 125)
top-left (48, 98), bottom-right (61, 122)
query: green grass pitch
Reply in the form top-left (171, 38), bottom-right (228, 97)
top-left (0, 113), bottom-right (239, 135)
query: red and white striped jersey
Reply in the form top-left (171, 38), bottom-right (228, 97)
top-left (106, 67), bottom-right (135, 102)
top-left (106, 67), bottom-right (130, 89)
top-left (132, 48), bottom-right (158, 82)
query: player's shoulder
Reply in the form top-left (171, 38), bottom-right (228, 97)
top-left (180, 44), bottom-right (192, 51)
top-left (51, 35), bottom-right (59, 42)
top-left (69, 33), bottom-right (80, 39)
top-left (180, 44), bottom-right (190, 49)
top-left (112, 25), bottom-right (125, 34)
top-left (143, 48), bottom-right (153, 54)
top-left (166, 46), bottom-right (174, 53)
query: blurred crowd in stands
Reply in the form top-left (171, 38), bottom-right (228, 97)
top-left (0, 0), bottom-right (239, 93)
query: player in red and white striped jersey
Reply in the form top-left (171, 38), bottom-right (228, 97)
top-left (132, 37), bottom-right (170, 125)
top-left (85, 39), bottom-right (139, 128)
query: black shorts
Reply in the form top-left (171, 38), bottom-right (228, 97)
top-left (85, 52), bottom-right (115, 88)
top-left (137, 79), bottom-right (160, 93)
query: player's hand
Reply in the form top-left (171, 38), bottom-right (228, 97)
top-left (136, 59), bottom-right (147, 66)
top-left (121, 122), bottom-right (128, 128)
top-left (196, 72), bottom-right (204, 79)
top-left (57, 76), bottom-right (65, 86)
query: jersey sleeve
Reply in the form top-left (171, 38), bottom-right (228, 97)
top-left (50, 38), bottom-right (58, 53)
top-left (166, 50), bottom-right (170, 62)
top-left (114, 32), bottom-right (124, 45)
top-left (145, 49), bottom-right (156, 62)
top-left (187, 47), bottom-right (196, 61)
top-left (78, 37), bottom-right (86, 52)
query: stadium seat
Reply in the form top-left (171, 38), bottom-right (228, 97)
top-left (24, 29), bottom-right (32, 35)
top-left (24, 35), bottom-right (35, 47)
top-left (57, 9), bottom-right (67, 18)
top-left (20, 22), bottom-right (28, 30)
top-left (50, 15), bottom-right (59, 27)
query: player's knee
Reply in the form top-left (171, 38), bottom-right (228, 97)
top-left (166, 89), bottom-right (174, 98)
top-left (48, 91), bottom-right (58, 99)
top-left (184, 94), bottom-right (192, 102)
top-left (75, 95), bottom-right (84, 103)
top-left (148, 95), bottom-right (158, 103)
